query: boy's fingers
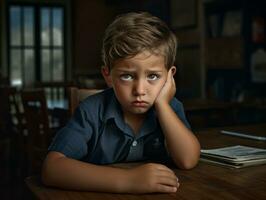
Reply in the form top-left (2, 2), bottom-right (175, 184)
top-left (156, 165), bottom-right (177, 178)
top-left (156, 185), bottom-right (178, 193)
top-left (157, 176), bottom-right (179, 187)
top-left (155, 164), bottom-right (175, 174)
top-left (158, 168), bottom-right (177, 178)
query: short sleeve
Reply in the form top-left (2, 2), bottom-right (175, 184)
top-left (170, 98), bottom-right (191, 129)
top-left (48, 104), bottom-right (93, 159)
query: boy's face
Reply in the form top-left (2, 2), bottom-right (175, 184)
top-left (104, 51), bottom-right (169, 117)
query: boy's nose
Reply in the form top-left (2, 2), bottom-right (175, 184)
top-left (133, 80), bottom-right (146, 96)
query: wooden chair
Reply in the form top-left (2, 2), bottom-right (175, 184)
top-left (0, 86), bottom-right (28, 179)
top-left (0, 87), bottom-right (17, 136)
top-left (68, 87), bottom-right (103, 116)
top-left (3, 87), bottom-right (25, 134)
top-left (35, 81), bottom-right (76, 128)
top-left (0, 87), bottom-right (14, 182)
top-left (34, 81), bottom-right (75, 109)
top-left (21, 89), bottom-right (53, 174)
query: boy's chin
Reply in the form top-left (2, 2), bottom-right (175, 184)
top-left (129, 107), bottom-right (150, 114)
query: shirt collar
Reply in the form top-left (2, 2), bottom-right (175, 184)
top-left (103, 89), bottom-right (128, 133)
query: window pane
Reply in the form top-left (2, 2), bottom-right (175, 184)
top-left (9, 5), bottom-right (66, 87)
top-left (10, 49), bottom-right (22, 86)
top-left (41, 49), bottom-right (51, 81)
top-left (52, 8), bottom-right (63, 46)
top-left (53, 49), bottom-right (64, 81)
top-left (24, 7), bottom-right (34, 46)
top-left (24, 49), bottom-right (35, 86)
top-left (41, 8), bottom-right (50, 46)
top-left (10, 6), bottom-right (21, 46)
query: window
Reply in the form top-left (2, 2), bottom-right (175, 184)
top-left (40, 7), bottom-right (64, 82)
top-left (8, 5), bottom-right (65, 87)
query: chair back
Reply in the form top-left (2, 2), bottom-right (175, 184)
top-left (21, 89), bottom-right (51, 174)
top-left (6, 87), bottom-right (25, 131)
top-left (0, 87), bottom-right (15, 136)
top-left (35, 81), bottom-right (74, 109)
top-left (0, 86), bottom-right (24, 135)
top-left (0, 87), bottom-right (15, 181)
top-left (0, 86), bottom-right (29, 178)
top-left (68, 87), bottom-right (102, 116)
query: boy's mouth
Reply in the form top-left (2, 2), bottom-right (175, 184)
top-left (131, 101), bottom-right (149, 107)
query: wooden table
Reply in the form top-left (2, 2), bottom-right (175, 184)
top-left (25, 123), bottom-right (266, 200)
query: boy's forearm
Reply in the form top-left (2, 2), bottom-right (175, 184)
top-left (155, 102), bottom-right (200, 169)
top-left (42, 152), bottom-right (130, 193)
top-left (42, 152), bottom-right (180, 194)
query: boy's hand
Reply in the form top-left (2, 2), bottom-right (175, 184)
top-left (125, 163), bottom-right (179, 193)
top-left (155, 66), bottom-right (176, 106)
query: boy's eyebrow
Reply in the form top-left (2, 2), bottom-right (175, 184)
top-left (116, 67), bottom-right (163, 72)
top-left (115, 69), bottom-right (136, 72)
top-left (115, 69), bottom-right (164, 73)
top-left (116, 68), bottom-right (135, 71)
top-left (146, 70), bottom-right (164, 73)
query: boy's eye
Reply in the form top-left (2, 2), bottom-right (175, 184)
top-left (147, 74), bottom-right (160, 81)
top-left (120, 74), bottom-right (133, 81)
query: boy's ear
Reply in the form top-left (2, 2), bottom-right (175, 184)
top-left (101, 66), bottom-right (112, 87)
top-left (170, 66), bottom-right (176, 76)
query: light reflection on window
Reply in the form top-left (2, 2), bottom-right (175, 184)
top-left (24, 7), bottom-right (34, 46)
top-left (41, 49), bottom-right (51, 81)
top-left (40, 7), bottom-right (64, 82)
top-left (24, 50), bottom-right (35, 87)
top-left (53, 50), bottom-right (64, 81)
top-left (10, 49), bottom-right (22, 86)
top-left (10, 6), bottom-right (21, 46)
top-left (52, 9), bottom-right (63, 46)
top-left (41, 8), bottom-right (50, 46)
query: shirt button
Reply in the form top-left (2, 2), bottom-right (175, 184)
top-left (132, 140), bottom-right (138, 147)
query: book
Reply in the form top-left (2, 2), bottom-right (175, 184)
top-left (200, 145), bottom-right (266, 168)
top-left (222, 11), bottom-right (242, 37)
top-left (221, 130), bottom-right (266, 141)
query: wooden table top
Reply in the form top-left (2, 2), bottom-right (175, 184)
top-left (25, 123), bottom-right (266, 200)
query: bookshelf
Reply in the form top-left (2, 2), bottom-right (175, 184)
top-left (203, 0), bottom-right (266, 100)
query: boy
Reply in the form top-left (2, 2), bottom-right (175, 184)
top-left (42, 12), bottom-right (200, 194)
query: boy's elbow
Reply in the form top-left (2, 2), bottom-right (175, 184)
top-left (175, 148), bottom-right (201, 169)
top-left (177, 158), bottom-right (199, 170)
top-left (41, 151), bottom-right (65, 186)
top-left (41, 159), bottom-right (53, 186)
top-left (182, 141), bottom-right (201, 169)
top-left (41, 171), bottom-right (49, 186)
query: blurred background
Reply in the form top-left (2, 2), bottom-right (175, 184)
top-left (0, 0), bottom-right (266, 199)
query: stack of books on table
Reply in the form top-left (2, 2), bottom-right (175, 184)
top-left (200, 145), bottom-right (266, 168)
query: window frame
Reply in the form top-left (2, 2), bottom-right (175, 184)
top-left (6, 2), bottom-right (67, 87)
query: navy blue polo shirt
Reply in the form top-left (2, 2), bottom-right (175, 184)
top-left (48, 88), bottom-right (190, 164)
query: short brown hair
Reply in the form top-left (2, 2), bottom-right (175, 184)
top-left (102, 12), bottom-right (177, 70)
